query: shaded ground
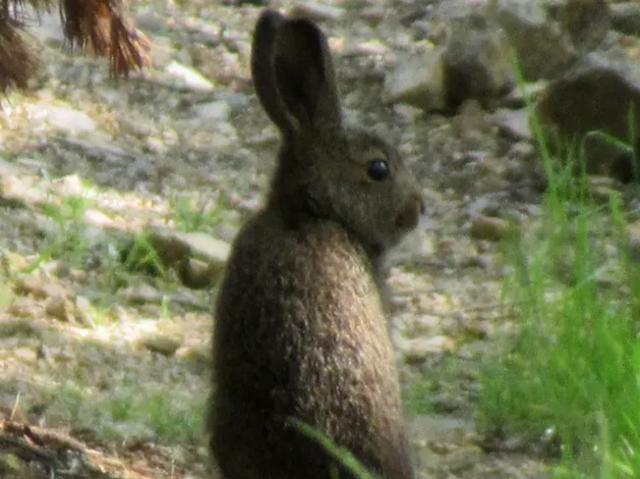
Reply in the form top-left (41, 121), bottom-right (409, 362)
top-left (0, 0), bottom-right (553, 477)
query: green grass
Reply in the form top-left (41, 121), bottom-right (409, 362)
top-left (120, 231), bottom-right (166, 277)
top-left (477, 107), bottom-right (640, 475)
top-left (38, 195), bottom-right (92, 267)
top-left (288, 418), bottom-right (375, 479)
top-left (170, 193), bottom-right (225, 233)
top-left (39, 381), bottom-right (205, 445)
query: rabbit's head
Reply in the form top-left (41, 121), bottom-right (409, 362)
top-left (252, 10), bottom-right (423, 255)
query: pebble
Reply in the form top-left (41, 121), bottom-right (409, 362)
top-left (469, 216), bottom-right (510, 242)
top-left (290, 2), bottom-right (346, 21)
top-left (141, 334), bottom-right (182, 357)
top-left (45, 295), bottom-right (76, 322)
top-left (397, 335), bottom-right (456, 362)
top-left (165, 61), bottom-right (215, 92)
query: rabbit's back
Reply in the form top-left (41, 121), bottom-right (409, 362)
top-left (211, 210), bottom-right (413, 479)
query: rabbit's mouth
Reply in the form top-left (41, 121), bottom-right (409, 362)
top-left (394, 194), bottom-right (424, 231)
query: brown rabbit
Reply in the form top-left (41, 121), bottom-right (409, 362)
top-left (209, 9), bottom-right (422, 479)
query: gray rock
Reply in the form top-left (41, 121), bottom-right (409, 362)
top-left (395, 334), bottom-right (456, 362)
top-left (45, 295), bottom-right (76, 322)
top-left (141, 334), bottom-right (181, 357)
top-left (164, 61), bottom-right (215, 92)
top-left (537, 53), bottom-right (640, 152)
top-left (25, 104), bottom-right (97, 136)
top-left (178, 257), bottom-right (219, 289)
top-left (383, 48), bottom-right (447, 111)
top-left (290, 2), bottom-right (346, 21)
top-left (442, 14), bottom-right (513, 108)
top-left (469, 216), bottom-right (510, 241)
top-left (558, 0), bottom-right (610, 51)
top-left (581, 131), bottom-right (638, 182)
top-left (14, 275), bottom-right (68, 300)
top-left (492, 0), bottom-right (577, 80)
top-left (627, 221), bottom-right (640, 261)
top-left (491, 108), bottom-right (531, 141)
top-left (192, 100), bottom-right (231, 121)
top-left (610, 2), bottom-right (640, 36)
top-left (149, 228), bottom-right (230, 273)
top-left (502, 80), bottom-right (548, 107)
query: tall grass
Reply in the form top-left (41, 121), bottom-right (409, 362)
top-left (478, 123), bottom-right (640, 476)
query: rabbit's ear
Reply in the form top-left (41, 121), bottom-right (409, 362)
top-left (273, 17), bottom-right (342, 132)
top-left (252, 10), bottom-right (298, 137)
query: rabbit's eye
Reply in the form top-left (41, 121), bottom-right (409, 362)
top-left (367, 160), bottom-right (390, 181)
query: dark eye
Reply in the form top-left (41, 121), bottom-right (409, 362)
top-left (367, 159), bottom-right (390, 181)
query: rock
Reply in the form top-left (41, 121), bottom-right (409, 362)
top-left (490, 108), bottom-right (531, 141)
top-left (74, 295), bottom-right (94, 326)
top-left (442, 14), bottom-right (513, 109)
top-left (25, 104), bottom-right (97, 136)
top-left (397, 335), bottom-right (456, 362)
top-left (502, 80), bottom-right (547, 108)
top-left (179, 258), bottom-right (219, 289)
top-left (610, 3), bottom-right (640, 36)
top-left (13, 275), bottom-right (67, 300)
top-left (469, 216), bottom-right (510, 241)
top-left (361, 6), bottom-right (385, 25)
top-left (492, 0), bottom-right (576, 80)
top-left (150, 229), bottom-right (230, 270)
top-left (537, 54), bottom-right (640, 155)
top-left (384, 48), bottom-right (447, 111)
top-left (581, 132), bottom-right (638, 182)
top-left (165, 61), bottom-right (215, 92)
top-left (13, 346), bottom-right (38, 363)
top-left (192, 100), bottom-right (231, 121)
top-left (135, 10), bottom-right (167, 33)
top-left (290, 2), bottom-right (346, 21)
top-left (7, 298), bottom-right (40, 320)
top-left (45, 295), bottom-right (76, 322)
top-left (559, 0), bottom-right (610, 51)
top-left (141, 334), bottom-right (181, 357)
top-left (627, 221), bottom-right (640, 262)
top-left (122, 284), bottom-right (163, 305)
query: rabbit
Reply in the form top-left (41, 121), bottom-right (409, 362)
top-left (209, 9), bottom-right (423, 479)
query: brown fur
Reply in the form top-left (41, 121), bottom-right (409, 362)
top-left (209, 10), bottom-right (421, 479)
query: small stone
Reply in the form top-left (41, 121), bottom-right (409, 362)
top-left (192, 100), bottom-right (231, 121)
top-left (165, 61), bottom-right (215, 92)
top-left (397, 335), bottom-right (456, 362)
top-left (384, 48), bottom-right (447, 111)
top-left (45, 295), bottom-right (76, 322)
top-left (626, 221), bottom-right (640, 261)
top-left (492, 0), bottom-right (577, 80)
top-left (122, 284), bottom-right (162, 305)
top-left (610, 2), bottom-right (640, 36)
top-left (361, 6), bottom-right (385, 25)
top-left (179, 258), bottom-right (219, 289)
top-left (537, 54), bottom-right (640, 154)
top-left (13, 346), bottom-right (38, 363)
top-left (74, 295), bottom-right (94, 326)
top-left (290, 2), bottom-right (346, 21)
top-left (469, 216), bottom-right (510, 241)
top-left (490, 108), bottom-right (532, 141)
top-left (7, 298), bottom-right (40, 319)
top-left (559, 0), bottom-right (610, 51)
top-left (141, 334), bottom-right (181, 357)
top-left (150, 229), bottom-right (230, 270)
top-left (25, 104), bottom-right (97, 135)
top-left (14, 275), bottom-right (67, 300)
top-left (442, 13), bottom-right (513, 109)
